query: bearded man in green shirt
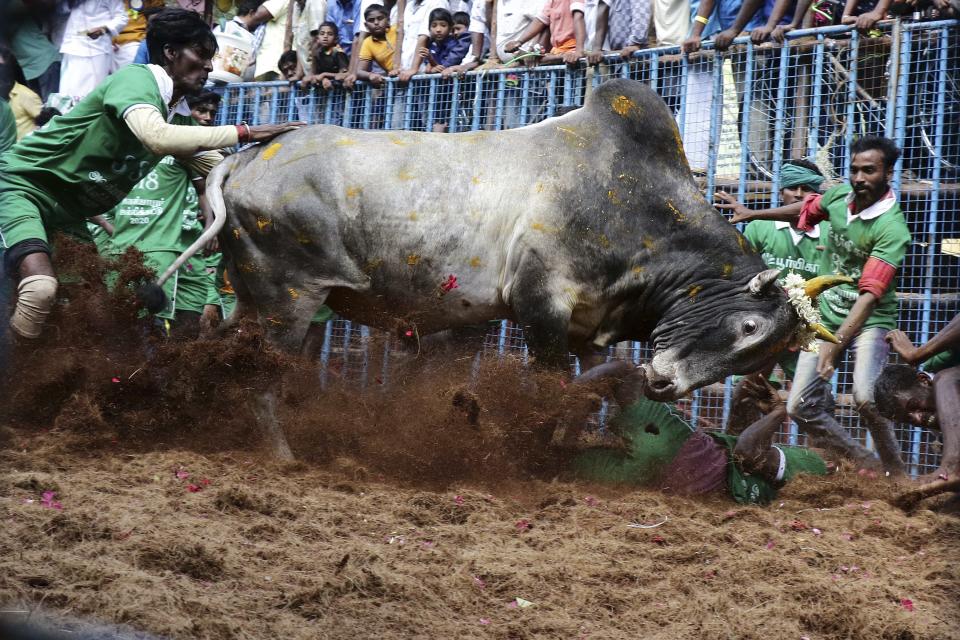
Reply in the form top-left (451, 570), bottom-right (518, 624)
top-left (0, 8), bottom-right (303, 341)
top-left (731, 136), bottom-right (911, 474)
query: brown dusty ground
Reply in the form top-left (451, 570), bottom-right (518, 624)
top-left (1, 240), bottom-right (959, 639)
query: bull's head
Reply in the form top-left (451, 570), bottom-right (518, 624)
top-left (643, 270), bottom-right (851, 400)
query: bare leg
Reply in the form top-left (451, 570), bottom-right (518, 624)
top-left (932, 366), bottom-right (960, 479)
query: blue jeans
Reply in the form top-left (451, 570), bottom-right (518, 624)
top-left (787, 327), bottom-right (904, 471)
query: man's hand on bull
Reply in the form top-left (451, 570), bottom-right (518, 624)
top-left (712, 28), bottom-right (738, 50)
top-left (713, 191), bottom-right (751, 220)
top-left (247, 121), bottom-right (307, 143)
top-left (885, 330), bottom-right (921, 364)
top-left (681, 34), bottom-right (703, 53)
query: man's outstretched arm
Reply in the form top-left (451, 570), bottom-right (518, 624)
top-left (887, 314), bottom-right (960, 365)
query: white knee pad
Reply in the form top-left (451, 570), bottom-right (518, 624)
top-left (10, 275), bottom-right (59, 339)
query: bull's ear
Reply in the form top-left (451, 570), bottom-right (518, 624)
top-left (746, 268), bottom-right (781, 297)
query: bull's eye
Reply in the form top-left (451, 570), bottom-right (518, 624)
top-left (743, 319), bottom-right (758, 335)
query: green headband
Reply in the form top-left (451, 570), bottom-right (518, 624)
top-left (781, 163), bottom-right (825, 193)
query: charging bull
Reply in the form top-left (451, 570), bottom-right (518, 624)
top-left (165, 78), bottom-right (844, 456)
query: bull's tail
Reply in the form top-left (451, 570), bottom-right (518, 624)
top-left (139, 157), bottom-right (234, 313)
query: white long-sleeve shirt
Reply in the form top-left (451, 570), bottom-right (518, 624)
top-left (60, 0), bottom-right (128, 57)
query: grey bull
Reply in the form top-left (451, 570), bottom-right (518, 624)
top-left (171, 79), bottom-right (836, 454)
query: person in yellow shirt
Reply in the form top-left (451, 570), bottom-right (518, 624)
top-left (355, 4), bottom-right (396, 86)
top-left (8, 82), bottom-right (42, 140)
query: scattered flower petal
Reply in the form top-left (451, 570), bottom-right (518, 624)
top-left (765, 540), bottom-right (776, 550)
top-left (175, 469), bottom-right (190, 480)
top-left (453, 495), bottom-right (464, 506)
top-left (479, 618), bottom-right (491, 625)
top-left (651, 534), bottom-right (666, 545)
top-left (472, 576), bottom-right (486, 589)
top-left (111, 377), bottom-right (120, 383)
top-left (186, 484), bottom-right (203, 493)
top-left (515, 519), bottom-right (532, 532)
top-left (900, 598), bottom-right (914, 612)
top-left (514, 598), bottom-right (534, 608)
top-left (812, 528), bottom-right (822, 536)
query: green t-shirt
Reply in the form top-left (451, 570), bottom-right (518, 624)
top-left (0, 64), bottom-right (192, 217)
top-left (0, 99), bottom-right (16, 155)
top-left (742, 220), bottom-right (827, 279)
top-left (8, 3), bottom-right (62, 81)
top-left (816, 184), bottom-right (911, 332)
top-left (923, 349), bottom-right (960, 374)
top-left (105, 156), bottom-right (199, 255)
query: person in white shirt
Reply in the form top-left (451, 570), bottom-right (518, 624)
top-left (59, 0), bottom-right (129, 99)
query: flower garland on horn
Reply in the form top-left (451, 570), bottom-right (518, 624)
top-left (783, 273), bottom-right (821, 353)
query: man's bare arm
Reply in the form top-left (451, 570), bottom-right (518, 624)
top-left (887, 315), bottom-right (960, 365)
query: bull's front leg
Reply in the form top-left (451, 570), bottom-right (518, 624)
top-left (508, 258), bottom-right (574, 368)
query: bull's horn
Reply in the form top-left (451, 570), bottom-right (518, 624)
top-left (803, 274), bottom-right (854, 299)
top-left (810, 322), bottom-right (841, 344)
top-left (747, 268), bottom-right (781, 296)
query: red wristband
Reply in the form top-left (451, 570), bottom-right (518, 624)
top-left (235, 123), bottom-right (250, 143)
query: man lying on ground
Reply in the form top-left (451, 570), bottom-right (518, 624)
top-left (567, 361), bottom-right (829, 505)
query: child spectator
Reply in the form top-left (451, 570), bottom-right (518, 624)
top-left (422, 8), bottom-right (471, 71)
top-left (418, 8), bottom-right (469, 132)
top-left (502, 0), bottom-right (589, 65)
top-left (356, 4), bottom-right (396, 86)
top-left (452, 10), bottom-right (471, 34)
top-left (302, 21), bottom-right (351, 89)
top-left (279, 50), bottom-right (301, 80)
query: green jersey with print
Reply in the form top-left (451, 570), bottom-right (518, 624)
top-left (105, 156), bottom-right (199, 255)
top-left (816, 184), bottom-right (910, 332)
top-left (742, 220), bottom-right (827, 279)
top-left (0, 64), bottom-right (193, 217)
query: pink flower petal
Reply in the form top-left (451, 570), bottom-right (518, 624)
top-left (186, 484), bottom-right (202, 493)
top-left (175, 469), bottom-right (190, 480)
top-left (900, 598), bottom-right (914, 612)
top-left (479, 618), bottom-right (491, 625)
top-left (765, 540), bottom-right (776, 550)
top-left (453, 495), bottom-right (464, 505)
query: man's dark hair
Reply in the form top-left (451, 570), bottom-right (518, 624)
top-left (452, 11), bottom-right (470, 27)
top-left (146, 8), bottom-right (218, 67)
top-left (850, 135), bottom-right (901, 170)
top-left (783, 158), bottom-right (823, 176)
top-left (364, 3), bottom-right (387, 18)
top-left (428, 8), bottom-right (453, 26)
top-left (236, 0), bottom-right (264, 16)
top-left (186, 90), bottom-right (222, 108)
top-left (314, 20), bottom-right (339, 37)
top-left (34, 106), bottom-right (61, 128)
top-left (874, 364), bottom-right (921, 418)
top-left (278, 50), bottom-right (298, 69)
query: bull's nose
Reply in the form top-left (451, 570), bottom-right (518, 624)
top-left (644, 376), bottom-right (677, 400)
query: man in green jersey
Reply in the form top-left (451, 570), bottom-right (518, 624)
top-left (731, 136), bottom-right (911, 474)
top-left (715, 159), bottom-right (829, 433)
top-left (568, 360), bottom-right (829, 505)
top-left (95, 155), bottom-right (218, 339)
top-left (0, 8), bottom-right (303, 341)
